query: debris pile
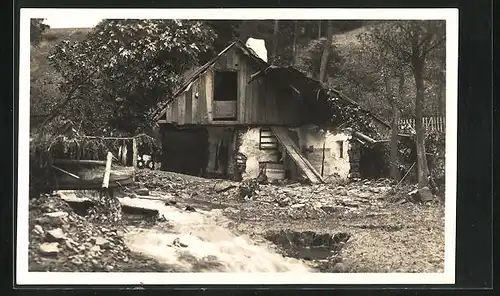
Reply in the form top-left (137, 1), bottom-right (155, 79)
top-left (29, 193), bottom-right (170, 272)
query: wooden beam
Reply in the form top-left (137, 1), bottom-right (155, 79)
top-left (53, 159), bottom-right (107, 166)
top-left (102, 152), bottom-right (113, 188)
top-left (52, 165), bottom-right (81, 179)
top-left (132, 138), bottom-right (138, 181)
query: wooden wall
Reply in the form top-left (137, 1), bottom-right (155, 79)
top-left (160, 47), bottom-right (303, 126)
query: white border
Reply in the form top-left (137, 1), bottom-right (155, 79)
top-left (17, 8), bottom-right (459, 286)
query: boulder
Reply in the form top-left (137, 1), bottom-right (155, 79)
top-left (39, 242), bottom-right (59, 256)
top-left (45, 228), bottom-right (66, 242)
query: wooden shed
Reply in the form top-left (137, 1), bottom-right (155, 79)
top-left (152, 40), bottom-right (391, 183)
top-left (153, 40), bottom-right (304, 127)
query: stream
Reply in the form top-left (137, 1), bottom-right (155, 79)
top-left (119, 197), bottom-right (314, 272)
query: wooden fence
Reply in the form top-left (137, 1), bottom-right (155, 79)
top-left (398, 116), bottom-right (446, 133)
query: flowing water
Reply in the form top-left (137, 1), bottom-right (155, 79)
top-left (119, 197), bottom-right (313, 272)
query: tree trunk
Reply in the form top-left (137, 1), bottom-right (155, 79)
top-left (318, 20), bottom-right (322, 38)
top-left (292, 21), bottom-right (299, 66)
top-left (438, 71), bottom-right (445, 116)
top-left (385, 74), bottom-right (401, 181)
top-left (318, 20), bottom-right (334, 83)
top-left (412, 58), bottom-right (430, 187)
top-left (271, 20), bottom-right (279, 65)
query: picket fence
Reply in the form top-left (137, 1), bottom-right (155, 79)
top-left (398, 116), bottom-right (446, 133)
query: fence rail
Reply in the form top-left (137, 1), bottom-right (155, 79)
top-left (398, 116), bottom-right (446, 133)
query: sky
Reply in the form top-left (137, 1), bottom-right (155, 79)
top-left (43, 16), bottom-right (103, 28)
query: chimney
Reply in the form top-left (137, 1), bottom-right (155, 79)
top-left (245, 38), bottom-right (268, 62)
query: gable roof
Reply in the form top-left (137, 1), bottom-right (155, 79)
top-left (152, 40), bottom-right (267, 121)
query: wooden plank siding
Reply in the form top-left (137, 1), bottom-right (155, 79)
top-left (161, 46), bottom-right (301, 126)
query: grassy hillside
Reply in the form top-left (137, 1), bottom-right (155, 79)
top-left (30, 28), bottom-right (92, 120)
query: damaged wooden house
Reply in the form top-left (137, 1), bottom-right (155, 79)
top-left (152, 40), bottom-right (390, 184)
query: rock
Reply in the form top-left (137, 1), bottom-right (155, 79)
top-left (164, 200), bottom-right (177, 206)
top-left (332, 262), bottom-right (348, 273)
top-left (291, 203), bottom-right (306, 208)
top-left (105, 265), bottom-right (114, 272)
top-left (45, 211), bottom-right (69, 218)
top-left (185, 205), bottom-right (196, 212)
top-left (71, 257), bottom-right (83, 265)
top-left (39, 242), bottom-right (59, 256)
top-left (90, 245), bottom-right (101, 252)
top-left (33, 225), bottom-right (44, 235)
top-left (173, 238), bottom-right (188, 248)
top-left (135, 188), bottom-right (149, 196)
top-left (35, 216), bottom-right (64, 227)
top-left (223, 207), bottom-right (240, 215)
top-left (46, 228), bottom-right (66, 242)
top-left (92, 237), bottom-right (111, 249)
top-left (418, 187), bottom-right (434, 202)
top-left (214, 181), bottom-right (237, 193)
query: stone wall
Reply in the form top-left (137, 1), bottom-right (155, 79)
top-left (292, 125), bottom-right (352, 180)
top-left (235, 125), bottom-right (356, 182)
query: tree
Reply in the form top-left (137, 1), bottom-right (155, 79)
top-left (366, 21), bottom-right (445, 187)
top-left (30, 19), bottom-right (50, 47)
top-left (44, 19), bottom-right (217, 135)
top-left (318, 20), bottom-right (334, 83)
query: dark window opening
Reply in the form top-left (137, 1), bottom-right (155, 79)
top-left (214, 71), bottom-right (237, 102)
top-left (337, 140), bottom-right (344, 158)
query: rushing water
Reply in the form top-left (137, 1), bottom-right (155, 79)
top-left (120, 197), bottom-right (313, 273)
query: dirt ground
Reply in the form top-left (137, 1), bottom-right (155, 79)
top-left (28, 169), bottom-right (445, 273)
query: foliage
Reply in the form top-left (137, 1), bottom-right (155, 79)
top-left (30, 19), bottom-right (50, 47)
top-left (45, 19), bottom-right (217, 135)
top-left (295, 38), bottom-right (343, 80)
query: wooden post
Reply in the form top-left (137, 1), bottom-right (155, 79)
top-left (132, 137), bottom-right (138, 181)
top-left (320, 140), bottom-right (326, 177)
top-left (102, 152), bottom-right (113, 188)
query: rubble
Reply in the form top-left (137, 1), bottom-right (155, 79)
top-left (29, 192), bottom-right (171, 272)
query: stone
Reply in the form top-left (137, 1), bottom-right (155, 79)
top-left (135, 188), bottom-right (149, 196)
top-left (39, 242), bottom-right (59, 256)
top-left (35, 216), bottom-right (64, 227)
top-left (164, 200), bottom-right (177, 206)
top-left (291, 203), bottom-right (306, 208)
top-left (185, 205), bottom-right (196, 212)
top-left (223, 207), bottom-right (240, 215)
top-left (105, 265), bottom-right (114, 271)
top-left (46, 228), bottom-right (66, 242)
top-left (71, 257), bottom-right (83, 265)
top-left (90, 245), bottom-right (101, 252)
top-left (332, 262), bottom-right (348, 273)
top-left (214, 181), bottom-right (237, 193)
top-left (33, 225), bottom-right (44, 235)
top-left (93, 237), bottom-right (111, 249)
top-left (45, 211), bottom-right (69, 218)
top-left (418, 187), bottom-right (434, 202)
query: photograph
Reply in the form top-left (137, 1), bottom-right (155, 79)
top-left (17, 8), bottom-right (458, 285)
